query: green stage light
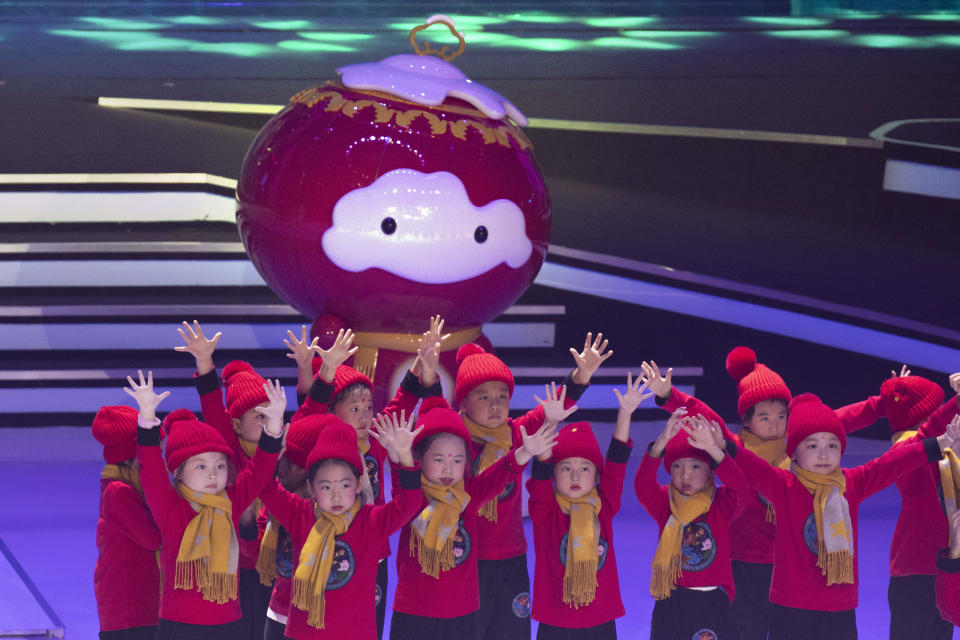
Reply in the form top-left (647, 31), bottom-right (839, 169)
top-left (296, 32), bottom-right (374, 42)
top-left (78, 17), bottom-right (164, 30)
top-left (592, 36), bottom-right (680, 50)
top-left (743, 16), bottom-right (832, 26)
top-left (583, 17), bottom-right (658, 28)
top-left (251, 20), bottom-right (315, 30)
top-left (764, 29), bottom-right (849, 39)
top-left (276, 40), bottom-right (357, 52)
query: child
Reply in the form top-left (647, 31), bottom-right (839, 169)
top-left (449, 328), bottom-right (611, 640)
top-left (635, 406), bottom-right (749, 640)
top-left (175, 320), bottom-right (276, 637)
top-left (389, 394), bottom-right (557, 638)
top-left (885, 372), bottom-right (960, 639)
top-left (257, 411), bottom-right (425, 638)
top-left (726, 392), bottom-right (960, 640)
top-left (642, 348), bottom-right (886, 640)
top-left (92, 405), bottom-right (162, 640)
top-left (261, 413), bottom-right (334, 640)
top-left (288, 324), bottom-right (427, 638)
top-left (527, 377), bottom-right (642, 639)
top-left (935, 507), bottom-right (960, 626)
top-left (127, 370), bottom-right (285, 639)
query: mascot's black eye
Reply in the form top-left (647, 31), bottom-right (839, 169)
top-left (381, 217), bottom-right (397, 235)
top-left (474, 225), bottom-right (488, 243)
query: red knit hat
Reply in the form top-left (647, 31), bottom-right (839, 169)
top-left (663, 430), bottom-right (712, 470)
top-left (881, 376), bottom-right (945, 432)
top-left (455, 343), bottom-right (515, 406)
top-left (726, 346), bottom-right (792, 417)
top-left (413, 398), bottom-right (472, 452)
top-left (552, 422), bottom-right (604, 472)
top-left (786, 393), bottom-right (846, 457)
top-left (330, 364), bottom-right (372, 403)
top-left (163, 410), bottom-right (234, 472)
top-left (286, 413), bottom-right (340, 469)
top-left (92, 405), bottom-right (140, 464)
top-left (223, 360), bottom-right (269, 420)
top-left (306, 419), bottom-right (363, 475)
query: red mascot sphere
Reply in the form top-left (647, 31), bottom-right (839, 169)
top-left (236, 53), bottom-right (550, 336)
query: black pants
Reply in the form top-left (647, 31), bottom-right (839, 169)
top-left (651, 586), bottom-right (735, 640)
top-left (390, 610), bottom-right (477, 640)
top-left (888, 574), bottom-right (952, 640)
top-left (154, 618), bottom-right (246, 640)
top-left (239, 567), bottom-right (271, 640)
top-left (377, 559), bottom-right (389, 640)
top-left (768, 604), bottom-right (856, 640)
top-left (476, 555), bottom-right (532, 640)
top-left (263, 616), bottom-right (287, 640)
top-left (730, 560), bottom-right (772, 640)
top-left (536, 620), bottom-right (616, 640)
top-left (99, 626), bottom-right (157, 640)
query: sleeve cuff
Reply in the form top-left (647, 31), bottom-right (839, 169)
top-left (258, 430), bottom-right (283, 454)
top-left (655, 392), bottom-right (671, 407)
top-left (309, 378), bottom-right (334, 404)
top-left (195, 369), bottom-right (220, 395)
top-left (724, 439), bottom-right (739, 458)
top-left (400, 370), bottom-right (421, 396)
top-left (531, 458), bottom-right (554, 480)
top-left (137, 425), bottom-right (161, 446)
top-left (938, 548), bottom-right (960, 573)
top-left (399, 466), bottom-right (422, 490)
top-left (923, 437), bottom-right (943, 462)
top-left (607, 438), bottom-right (633, 463)
top-left (238, 521), bottom-right (259, 540)
top-left (646, 442), bottom-right (662, 457)
top-left (561, 374), bottom-right (589, 401)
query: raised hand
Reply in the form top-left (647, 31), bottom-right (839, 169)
top-left (640, 361), bottom-right (673, 399)
top-left (371, 410), bottom-right (422, 466)
top-left (284, 325), bottom-right (318, 368)
top-left (681, 414), bottom-right (725, 462)
top-left (891, 364), bottom-right (911, 378)
top-left (938, 416), bottom-right (960, 453)
top-left (316, 328), bottom-right (358, 383)
top-left (254, 379), bottom-right (287, 437)
top-left (570, 332), bottom-right (613, 385)
top-left (651, 406), bottom-right (688, 457)
top-left (123, 370), bottom-right (171, 423)
top-left (534, 382), bottom-right (578, 427)
top-left (174, 320), bottom-right (221, 375)
top-left (614, 372), bottom-right (654, 414)
top-left (417, 316), bottom-right (449, 388)
top-left (950, 372), bottom-right (960, 396)
top-left (515, 422), bottom-right (559, 465)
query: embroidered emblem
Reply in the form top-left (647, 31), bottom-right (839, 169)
top-left (559, 532), bottom-right (608, 570)
top-left (681, 522), bottom-right (717, 572)
top-left (326, 539), bottom-right (355, 590)
top-left (512, 591), bottom-right (531, 618)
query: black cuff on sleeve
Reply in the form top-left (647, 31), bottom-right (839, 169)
top-left (195, 369), bottom-right (220, 395)
top-left (654, 392), bottom-right (671, 407)
top-left (137, 426), bottom-right (160, 446)
top-left (724, 439), bottom-right (739, 458)
top-left (296, 391), bottom-right (307, 406)
top-left (561, 374), bottom-right (589, 402)
top-left (646, 441), bottom-right (661, 457)
top-left (238, 521), bottom-right (259, 541)
top-left (532, 458), bottom-right (554, 480)
top-left (606, 438), bottom-right (632, 464)
top-left (399, 467), bottom-right (422, 490)
top-left (420, 379), bottom-right (443, 398)
top-left (400, 369), bottom-right (421, 396)
top-left (923, 437), bottom-right (944, 462)
top-left (309, 378), bottom-right (334, 404)
top-left (938, 549), bottom-right (960, 573)
top-left (258, 430), bottom-right (283, 454)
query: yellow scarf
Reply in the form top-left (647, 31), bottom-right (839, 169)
top-left (463, 414), bottom-right (513, 521)
top-left (939, 447), bottom-right (960, 525)
top-left (175, 485), bottom-right (239, 603)
top-left (256, 516), bottom-right (279, 586)
top-left (650, 483), bottom-right (714, 600)
top-left (292, 501), bottom-right (362, 629)
top-left (101, 463), bottom-right (142, 495)
top-left (793, 466), bottom-right (853, 585)
top-left (239, 437), bottom-right (258, 458)
top-left (410, 478), bottom-right (470, 578)
top-left (739, 430), bottom-right (789, 523)
top-left (556, 488), bottom-right (603, 608)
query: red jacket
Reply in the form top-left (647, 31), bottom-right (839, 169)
top-left (392, 441), bottom-right (526, 618)
top-left (889, 396), bottom-right (960, 576)
top-left (528, 438), bottom-right (632, 629)
top-left (661, 388), bottom-right (885, 564)
top-left (94, 478), bottom-right (161, 631)
top-left (634, 449), bottom-right (749, 602)
top-left (260, 467), bottom-right (423, 639)
top-left (731, 438), bottom-right (939, 611)
top-left (137, 427), bottom-right (281, 625)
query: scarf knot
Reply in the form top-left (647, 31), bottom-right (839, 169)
top-left (650, 483), bottom-right (714, 600)
top-left (410, 478), bottom-right (470, 578)
top-left (175, 485), bottom-right (239, 603)
top-left (556, 489), bottom-right (602, 608)
top-left (463, 414), bottom-right (513, 522)
top-left (793, 466), bottom-right (854, 585)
